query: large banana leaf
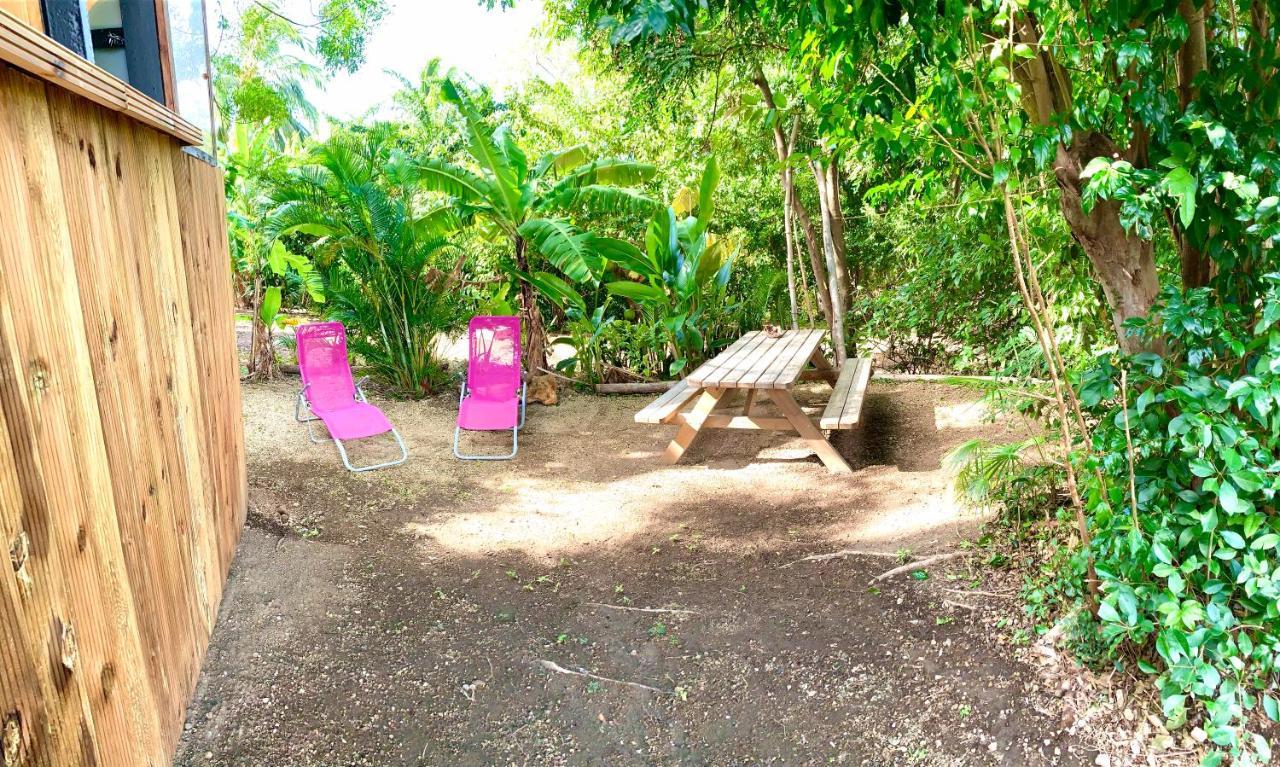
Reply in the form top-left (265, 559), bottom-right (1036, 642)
top-left (521, 270), bottom-right (587, 312)
top-left (518, 217), bottom-right (602, 281)
top-left (595, 237), bottom-right (658, 278)
top-left (411, 158), bottom-right (491, 202)
top-left (532, 144), bottom-right (590, 179)
top-left (441, 79), bottom-right (525, 221)
top-left (548, 159), bottom-right (657, 200)
top-left (606, 281), bottom-right (666, 303)
top-left (412, 206), bottom-right (467, 240)
top-left (544, 184), bottom-right (659, 216)
top-left (689, 156), bottom-right (720, 240)
top-left (646, 207), bottom-right (680, 277)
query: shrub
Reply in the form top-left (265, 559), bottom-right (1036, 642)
top-left (269, 127), bottom-right (468, 396)
top-left (1078, 280), bottom-right (1280, 762)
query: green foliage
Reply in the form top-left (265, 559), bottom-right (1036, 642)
top-left (269, 127), bottom-right (466, 396)
top-left (214, 0), bottom-right (386, 142)
top-left (848, 185), bottom-right (1106, 375)
top-left (605, 158), bottom-right (737, 375)
top-left (407, 76), bottom-right (659, 356)
top-left (1079, 280), bottom-right (1280, 761)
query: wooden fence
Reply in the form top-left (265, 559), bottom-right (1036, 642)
top-left (0, 59), bottom-right (246, 767)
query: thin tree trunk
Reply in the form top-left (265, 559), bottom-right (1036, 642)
top-left (792, 194), bottom-right (831, 324)
top-left (753, 65), bottom-right (831, 325)
top-left (1174, 0), bottom-right (1212, 289)
top-left (247, 274), bottom-right (276, 379)
top-left (812, 156), bottom-right (847, 364)
top-left (784, 169), bottom-right (799, 329)
top-left (792, 209), bottom-right (817, 326)
top-left (812, 156), bottom-right (852, 310)
top-left (515, 236), bottom-right (549, 373)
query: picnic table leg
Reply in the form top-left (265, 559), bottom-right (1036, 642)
top-left (770, 388), bottom-right (854, 474)
top-left (809, 350), bottom-right (839, 385)
top-left (662, 387), bottom-right (725, 465)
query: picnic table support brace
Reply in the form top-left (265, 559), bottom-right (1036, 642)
top-left (769, 388), bottom-right (854, 474)
top-left (661, 387), bottom-right (724, 464)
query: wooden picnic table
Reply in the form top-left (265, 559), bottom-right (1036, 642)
top-left (635, 329), bottom-right (873, 474)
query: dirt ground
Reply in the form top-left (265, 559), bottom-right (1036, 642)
top-left (174, 378), bottom-right (1107, 767)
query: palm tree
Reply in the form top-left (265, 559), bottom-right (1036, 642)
top-left (408, 78), bottom-right (659, 373)
top-left (268, 125), bottom-right (467, 395)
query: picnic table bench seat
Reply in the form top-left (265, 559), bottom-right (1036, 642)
top-left (634, 378), bottom-right (698, 424)
top-left (819, 357), bottom-right (873, 430)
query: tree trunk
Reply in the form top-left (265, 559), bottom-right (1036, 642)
top-left (825, 159), bottom-right (853, 305)
top-left (1053, 139), bottom-right (1160, 352)
top-left (792, 194), bottom-right (831, 324)
top-left (752, 66), bottom-right (831, 325)
top-left (515, 236), bottom-right (549, 373)
top-left (812, 157), bottom-right (848, 364)
top-left (812, 157), bottom-right (852, 310)
top-left (246, 274), bottom-right (276, 379)
top-left (784, 166), bottom-right (799, 329)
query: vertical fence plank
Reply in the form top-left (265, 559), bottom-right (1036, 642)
top-left (0, 61), bottom-right (246, 767)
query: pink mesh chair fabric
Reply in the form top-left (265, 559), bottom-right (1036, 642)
top-left (454, 316), bottom-right (525, 459)
top-left (458, 316), bottom-right (522, 430)
top-left (296, 322), bottom-right (406, 470)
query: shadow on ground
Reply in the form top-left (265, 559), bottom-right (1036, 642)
top-left (175, 379), bottom-right (1091, 767)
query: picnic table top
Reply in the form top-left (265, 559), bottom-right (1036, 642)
top-left (685, 329), bottom-right (826, 390)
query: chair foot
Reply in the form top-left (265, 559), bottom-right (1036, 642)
top-left (452, 425), bottom-right (518, 460)
top-left (334, 429), bottom-right (409, 472)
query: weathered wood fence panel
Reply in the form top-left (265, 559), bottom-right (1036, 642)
top-left (0, 61), bottom-right (246, 767)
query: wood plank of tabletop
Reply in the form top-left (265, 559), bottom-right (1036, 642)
top-left (689, 331), bottom-right (768, 388)
top-left (763, 329), bottom-right (827, 389)
top-left (683, 331), bottom-right (757, 386)
top-left (738, 330), bottom-right (814, 389)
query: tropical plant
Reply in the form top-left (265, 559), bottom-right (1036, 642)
top-left (225, 121), bottom-right (322, 378)
top-left (213, 0), bottom-right (386, 144)
top-left (404, 77), bottom-right (659, 374)
top-left (604, 157), bottom-right (736, 376)
top-left (268, 126), bottom-right (467, 396)
top-left (1077, 281), bottom-right (1280, 762)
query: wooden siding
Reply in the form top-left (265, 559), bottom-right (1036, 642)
top-left (0, 60), bottom-right (246, 767)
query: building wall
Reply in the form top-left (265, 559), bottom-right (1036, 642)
top-left (0, 60), bottom-right (246, 767)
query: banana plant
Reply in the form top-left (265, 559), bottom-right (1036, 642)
top-left (225, 120), bottom-right (323, 379)
top-left (403, 77), bottom-right (660, 374)
top-left (605, 157), bottom-right (737, 376)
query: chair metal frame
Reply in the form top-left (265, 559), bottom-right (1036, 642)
top-left (452, 379), bottom-right (527, 461)
top-left (295, 373), bottom-right (408, 473)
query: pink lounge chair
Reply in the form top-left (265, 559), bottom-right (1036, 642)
top-left (294, 322), bottom-right (407, 472)
top-left (454, 315), bottom-right (526, 460)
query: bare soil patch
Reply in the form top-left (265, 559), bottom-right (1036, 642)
top-left (176, 379), bottom-right (1102, 766)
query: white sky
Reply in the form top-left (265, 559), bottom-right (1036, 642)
top-left (297, 0), bottom-right (573, 120)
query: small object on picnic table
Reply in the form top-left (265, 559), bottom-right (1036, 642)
top-left (762, 323), bottom-right (784, 339)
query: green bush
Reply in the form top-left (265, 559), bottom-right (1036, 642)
top-left (1079, 280), bottom-right (1280, 762)
top-left (269, 127), bottom-right (468, 396)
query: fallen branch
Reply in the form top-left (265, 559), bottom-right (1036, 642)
top-left (583, 602), bottom-right (698, 616)
top-left (870, 551), bottom-right (967, 583)
top-left (778, 549), bottom-right (900, 569)
top-left (943, 599), bottom-right (977, 611)
top-left (595, 381), bottom-right (676, 394)
top-left (536, 366), bottom-right (579, 385)
top-left (536, 659), bottom-right (671, 695)
top-left (940, 587), bottom-right (1013, 598)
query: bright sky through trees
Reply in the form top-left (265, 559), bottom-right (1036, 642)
top-left (306, 0), bottom-right (567, 119)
